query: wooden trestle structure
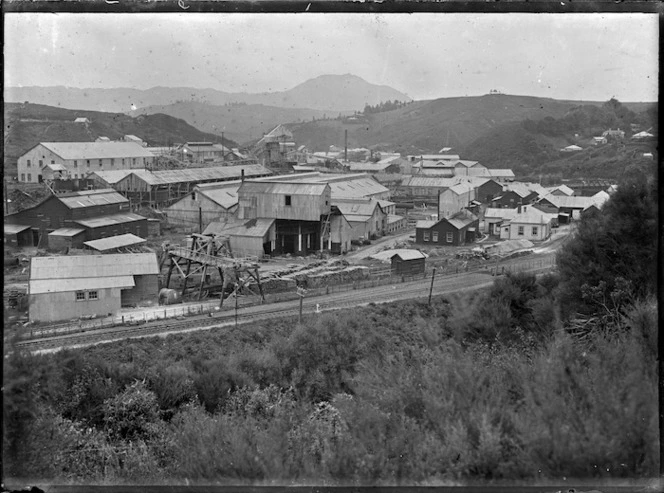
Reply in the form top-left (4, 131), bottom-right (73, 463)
top-left (162, 233), bottom-right (265, 308)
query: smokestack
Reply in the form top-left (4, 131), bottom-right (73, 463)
top-left (344, 129), bottom-right (348, 162)
top-left (241, 169), bottom-right (245, 182)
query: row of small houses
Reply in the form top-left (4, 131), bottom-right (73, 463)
top-left (414, 185), bottom-right (610, 247)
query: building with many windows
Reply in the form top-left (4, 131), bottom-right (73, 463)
top-left (17, 142), bottom-right (155, 183)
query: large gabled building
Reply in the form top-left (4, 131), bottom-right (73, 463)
top-left (28, 253), bottom-right (159, 322)
top-left (17, 142), bottom-right (155, 183)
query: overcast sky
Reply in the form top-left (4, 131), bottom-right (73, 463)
top-left (4, 13), bottom-right (659, 102)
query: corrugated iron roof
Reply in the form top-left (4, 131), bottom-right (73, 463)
top-left (484, 208), bottom-right (519, 220)
top-left (504, 210), bottom-right (553, 225)
top-left (348, 162), bottom-right (394, 172)
top-left (196, 182), bottom-right (241, 209)
top-left (30, 252), bottom-right (159, 282)
top-left (391, 250), bottom-right (428, 261)
top-left (403, 176), bottom-right (462, 188)
top-left (203, 217), bottom-right (275, 238)
top-left (415, 220), bottom-right (437, 229)
top-left (74, 212), bottom-right (145, 228)
top-left (240, 181), bottom-right (329, 196)
top-left (130, 164), bottom-right (271, 186)
top-left (59, 189), bottom-right (128, 209)
top-left (90, 170), bottom-right (134, 184)
top-left (334, 200), bottom-right (379, 217)
top-left (48, 227), bottom-right (86, 237)
top-left (538, 194), bottom-right (595, 209)
top-left (84, 233), bottom-right (146, 251)
top-left (4, 224), bottom-right (31, 235)
top-left (30, 275), bottom-right (136, 295)
top-left (41, 142), bottom-right (155, 160)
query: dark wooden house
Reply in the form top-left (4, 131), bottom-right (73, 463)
top-left (415, 210), bottom-right (479, 246)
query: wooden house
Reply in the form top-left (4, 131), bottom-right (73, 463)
top-left (416, 210), bottom-right (479, 246)
top-left (499, 206), bottom-right (553, 241)
top-left (28, 253), bottom-right (159, 323)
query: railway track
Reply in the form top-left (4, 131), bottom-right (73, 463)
top-left (15, 256), bottom-right (556, 353)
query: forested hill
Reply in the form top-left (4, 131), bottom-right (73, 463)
top-left (3, 103), bottom-right (236, 176)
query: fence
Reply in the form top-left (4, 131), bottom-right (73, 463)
top-left (20, 255), bottom-right (556, 340)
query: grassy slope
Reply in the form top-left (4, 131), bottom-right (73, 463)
top-left (288, 94), bottom-right (583, 153)
top-left (3, 103), bottom-right (237, 176)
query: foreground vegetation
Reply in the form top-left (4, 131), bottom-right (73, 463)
top-left (3, 168), bottom-right (658, 484)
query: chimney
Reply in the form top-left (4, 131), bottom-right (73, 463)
top-left (241, 169), bottom-right (245, 182)
top-left (344, 129), bottom-right (348, 163)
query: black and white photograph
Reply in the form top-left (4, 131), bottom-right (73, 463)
top-left (2, 7), bottom-right (659, 492)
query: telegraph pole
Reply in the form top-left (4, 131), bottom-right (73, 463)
top-left (428, 268), bottom-right (436, 305)
top-left (297, 286), bottom-right (306, 323)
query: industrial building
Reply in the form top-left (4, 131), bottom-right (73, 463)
top-left (165, 180), bottom-right (241, 231)
top-left (254, 124), bottom-right (297, 167)
top-left (175, 142), bottom-right (247, 164)
top-left (17, 142), bottom-right (155, 183)
top-left (237, 180), bottom-right (333, 255)
top-left (4, 189), bottom-right (147, 249)
top-left (261, 172), bottom-right (391, 201)
top-left (28, 253), bottom-right (160, 322)
top-left (438, 183), bottom-right (476, 219)
top-left (334, 198), bottom-right (387, 241)
top-left (90, 164), bottom-right (272, 207)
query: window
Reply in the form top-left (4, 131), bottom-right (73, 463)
top-left (39, 160), bottom-right (43, 167)
top-left (133, 158), bottom-right (137, 166)
top-left (285, 195), bottom-right (292, 206)
top-left (446, 232), bottom-right (453, 243)
top-left (532, 226), bottom-right (538, 236)
top-left (423, 231), bottom-right (430, 241)
top-left (73, 160), bottom-right (78, 168)
top-left (27, 173), bottom-right (31, 182)
top-left (74, 174), bottom-right (78, 179)
top-left (20, 173), bottom-right (25, 182)
top-left (76, 291), bottom-right (86, 301)
top-left (88, 291), bottom-right (98, 300)
top-left (432, 231), bottom-right (439, 242)
top-left (110, 158), bottom-right (115, 166)
top-left (51, 160), bottom-right (55, 164)
top-left (99, 159), bottom-right (103, 167)
top-left (27, 160), bottom-right (31, 167)
top-left (518, 226), bottom-right (524, 236)
top-left (87, 160), bottom-right (91, 168)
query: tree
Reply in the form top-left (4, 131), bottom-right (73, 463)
top-left (556, 171), bottom-right (657, 318)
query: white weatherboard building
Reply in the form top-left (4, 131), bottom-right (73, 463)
top-left (17, 142), bottom-right (155, 183)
